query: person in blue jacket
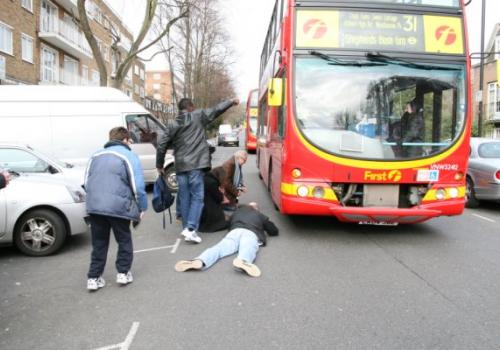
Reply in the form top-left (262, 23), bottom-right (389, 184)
top-left (84, 127), bottom-right (147, 291)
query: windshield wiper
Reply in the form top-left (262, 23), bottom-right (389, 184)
top-left (7, 170), bottom-right (20, 176)
top-left (309, 51), bottom-right (387, 67)
top-left (366, 52), bottom-right (461, 71)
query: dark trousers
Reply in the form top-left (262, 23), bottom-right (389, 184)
top-left (87, 214), bottom-right (133, 278)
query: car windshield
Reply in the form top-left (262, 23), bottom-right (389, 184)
top-left (478, 142), bottom-right (500, 158)
top-left (295, 56), bottom-right (466, 160)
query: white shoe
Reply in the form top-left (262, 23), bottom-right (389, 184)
top-left (180, 228), bottom-right (190, 237)
top-left (184, 230), bottom-right (202, 243)
top-left (184, 231), bottom-right (201, 243)
top-left (116, 271), bottom-right (133, 285)
top-left (87, 277), bottom-right (106, 291)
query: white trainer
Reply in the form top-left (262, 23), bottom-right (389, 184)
top-left (116, 271), bottom-right (133, 285)
top-left (87, 277), bottom-right (106, 291)
top-left (184, 230), bottom-right (202, 243)
top-left (180, 228), bottom-right (191, 237)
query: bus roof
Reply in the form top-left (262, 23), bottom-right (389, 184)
top-left (0, 86), bottom-right (133, 103)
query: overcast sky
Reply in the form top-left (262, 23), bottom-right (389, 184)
top-left (107, 0), bottom-right (499, 99)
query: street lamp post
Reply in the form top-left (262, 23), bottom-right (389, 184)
top-left (477, 0), bottom-right (486, 136)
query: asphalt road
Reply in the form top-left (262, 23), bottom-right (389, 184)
top-left (1, 144), bottom-right (500, 350)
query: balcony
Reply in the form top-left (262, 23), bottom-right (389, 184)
top-left (39, 16), bottom-right (93, 60)
top-left (54, 0), bottom-right (78, 14)
top-left (117, 35), bottom-right (132, 53)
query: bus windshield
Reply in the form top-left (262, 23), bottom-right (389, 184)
top-left (325, 0), bottom-right (459, 7)
top-left (249, 117), bottom-right (258, 134)
top-left (295, 56), bottom-right (466, 160)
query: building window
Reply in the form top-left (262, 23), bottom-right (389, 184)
top-left (488, 83), bottom-right (500, 119)
top-left (488, 82), bottom-right (500, 120)
top-left (140, 68), bottom-right (145, 80)
top-left (140, 87), bottom-right (145, 98)
top-left (154, 73), bottom-right (161, 80)
top-left (0, 56), bottom-right (6, 79)
top-left (22, 0), bottom-right (33, 12)
top-left (126, 68), bottom-right (132, 85)
top-left (41, 0), bottom-right (57, 33)
top-left (134, 65), bottom-right (139, 75)
top-left (153, 83), bottom-right (160, 90)
top-left (82, 65), bottom-right (89, 85)
top-left (495, 36), bottom-right (500, 60)
top-left (91, 69), bottom-right (100, 86)
top-left (63, 56), bottom-right (78, 85)
top-left (0, 22), bottom-right (13, 55)
top-left (40, 45), bottom-right (58, 83)
top-left (21, 34), bottom-right (34, 63)
top-left (154, 93), bottom-right (161, 100)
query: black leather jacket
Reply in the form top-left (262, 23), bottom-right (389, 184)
top-left (156, 100), bottom-right (234, 173)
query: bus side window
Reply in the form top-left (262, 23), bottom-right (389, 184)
top-left (259, 99), bottom-right (269, 137)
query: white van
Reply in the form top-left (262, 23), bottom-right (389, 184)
top-left (0, 86), bottom-right (175, 188)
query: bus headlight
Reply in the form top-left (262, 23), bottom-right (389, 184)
top-left (435, 188), bottom-right (446, 200)
top-left (448, 187), bottom-right (459, 198)
top-left (297, 185), bottom-right (309, 197)
top-left (312, 186), bottom-right (325, 199)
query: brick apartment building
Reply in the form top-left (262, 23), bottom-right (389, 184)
top-left (472, 23), bottom-right (500, 138)
top-left (144, 70), bottom-right (183, 121)
top-left (0, 0), bottom-right (145, 103)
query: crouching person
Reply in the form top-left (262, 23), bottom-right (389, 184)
top-left (85, 127), bottom-right (147, 291)
top-left (175, 202), bottom-right (278, 277)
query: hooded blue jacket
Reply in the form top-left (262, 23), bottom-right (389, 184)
top-left (85, 141), bottom-right (147, 221)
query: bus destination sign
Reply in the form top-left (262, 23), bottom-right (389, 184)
top-left (296, 10), bottom-right (464, 55)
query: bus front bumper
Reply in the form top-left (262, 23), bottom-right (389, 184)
top-left (281, 195), bottom-right (465, 224)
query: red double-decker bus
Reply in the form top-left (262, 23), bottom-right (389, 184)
top-left (245, 89), bottom-right (259, 152)
top-left (257, 0), bottom-right (471, 224)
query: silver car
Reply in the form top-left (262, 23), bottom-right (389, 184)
top-left (0, 173), bottom-right (88, 256)
top-left (466, 137), bottom-right (500, 208)
top-left (0, 143), bottom-right (85, 186)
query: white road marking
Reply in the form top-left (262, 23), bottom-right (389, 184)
top-left (170, 238), bottom-right (181, 254)
top-left (471, 213), bottom-right (496, 223)
top-left (134, 241), bottom-right (178, 254)
top-left (95, 322), bottom-right (140, 350)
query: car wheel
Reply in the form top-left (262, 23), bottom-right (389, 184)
top-left (465, 177), bottom-right (480, 208)
top-left (164, 165), bottom-right (178, 192)
top-left (14, 209), bottom-right (67, 256)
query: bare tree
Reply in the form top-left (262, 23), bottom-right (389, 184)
top-left (156, 0), bottom-right (236, 110)
top-left (76, 0), bottom-right (188, 88)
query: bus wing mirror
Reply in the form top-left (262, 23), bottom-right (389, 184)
top-left (268, 78), bottom-right (283, 107)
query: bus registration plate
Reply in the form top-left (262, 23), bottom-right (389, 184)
top-left (359, 221), bottom-right (399, 226)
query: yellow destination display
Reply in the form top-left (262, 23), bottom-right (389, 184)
top-left (295, 10), bottom-right (464, 55)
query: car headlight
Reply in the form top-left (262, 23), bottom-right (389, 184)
top-left (66, 185), bottom-right (86, 203)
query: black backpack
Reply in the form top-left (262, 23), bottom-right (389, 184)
top-left (152, 176), bottom-right (175, 228)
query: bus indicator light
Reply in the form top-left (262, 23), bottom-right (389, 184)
top-left (291, 168), bottom-right (302, 178)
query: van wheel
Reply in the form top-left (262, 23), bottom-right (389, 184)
top-left (164, 165), bottom-right (178, 192)
top-left (14, 209), bottom-right (66, 256)
top-left (465, 177), bottom-right (479, 208)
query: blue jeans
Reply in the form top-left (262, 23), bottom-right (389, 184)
top-left (197, 228), bottom-right (259, 269)
top-left (176, 169), bottom-right (205, 231)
